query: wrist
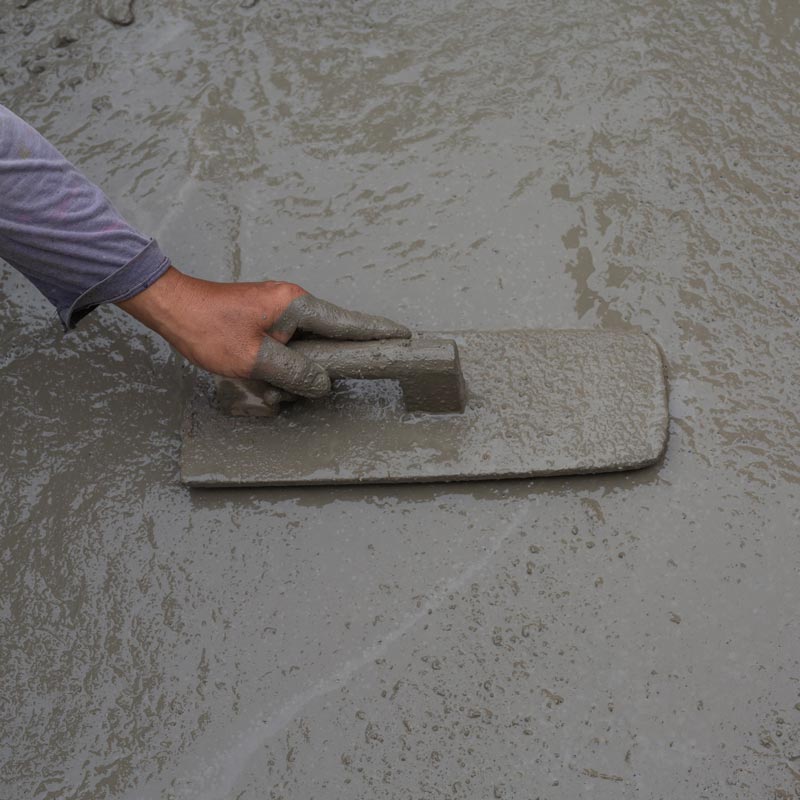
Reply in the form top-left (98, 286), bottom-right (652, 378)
top-left (116, 265), bottom-right (198, 348)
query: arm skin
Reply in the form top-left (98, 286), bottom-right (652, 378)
top-left (117, 268), bottom-right (410, 397)
top-left (116, 267), bottom-right (308, 378)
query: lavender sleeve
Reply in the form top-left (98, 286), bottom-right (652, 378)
top-left (0, 104), bottom-right (170, 330)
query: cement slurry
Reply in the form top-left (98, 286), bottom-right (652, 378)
top-left (1, 1), bottom-right (799, 798)
top-left (184, 330), bottom-right (667, 486)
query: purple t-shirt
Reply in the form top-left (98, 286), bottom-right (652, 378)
top-left (0, 104), bottom-right (170, 329)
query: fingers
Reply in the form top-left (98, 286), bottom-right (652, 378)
top-left (261, 386), bottom-right (297, 405)
top-left (250, 335), bottom-right (331, 398)
top-left (242, 290), bottom-right (409, 401)
top-left (271, 294), bottom-right (411, 341)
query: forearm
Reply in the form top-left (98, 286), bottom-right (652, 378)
top-left (116, 265), bottom-right (192, 345)
top-left (116, 266), bottom-right (239, 368)
top-left (0, 104), bottom-right (169, 329)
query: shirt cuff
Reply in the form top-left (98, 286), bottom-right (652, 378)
top-left (59, 238), bottom-right (171, 330)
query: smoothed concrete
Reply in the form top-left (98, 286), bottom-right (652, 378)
top-left (182, 329), bottom-right (668, 486)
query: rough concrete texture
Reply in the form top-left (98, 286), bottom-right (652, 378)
top-left (95, 0), bottom-right (135, 27)
top-left (1, 1), bottom-right (799, 799)
top-left (185, 330), bottom-right (667, 486)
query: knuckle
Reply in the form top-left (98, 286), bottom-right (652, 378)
top-left (278, 282), bottom-right (308, 304)
top-left (259, 280), bottom-right (307, 304)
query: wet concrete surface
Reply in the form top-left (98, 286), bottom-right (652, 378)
top-left (1, 0), bottom-right (799, 797)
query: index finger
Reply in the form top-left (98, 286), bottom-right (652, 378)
top-left (280, 294), bottom-right (411, 340)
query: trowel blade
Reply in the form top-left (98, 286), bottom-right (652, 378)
top-left (180, 329), bottom-right (668, 487)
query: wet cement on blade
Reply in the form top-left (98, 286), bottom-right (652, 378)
top-left (183, 330), bottom-right (667, 486)
top-left (1, 1), bottom-right (799, 799)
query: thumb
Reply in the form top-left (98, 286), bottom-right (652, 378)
top-left (250, 335), bottom-right (331, 398)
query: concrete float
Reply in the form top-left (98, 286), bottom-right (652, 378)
top-left (181, 329), bottom-right (668, 487)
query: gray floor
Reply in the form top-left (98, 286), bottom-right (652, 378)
top-left (1, 1), bottom-right (798, 798)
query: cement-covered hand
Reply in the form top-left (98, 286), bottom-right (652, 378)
top-left (254, 293), bottom-right (412, 397)
top-left (116, 267), bottom-right (410, 397)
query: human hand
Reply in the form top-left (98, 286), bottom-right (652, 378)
top-left (117, 267), bottom-right (410, 398)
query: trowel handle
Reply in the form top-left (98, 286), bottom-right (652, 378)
top-left (289, 337), bottom-right (467, 413)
